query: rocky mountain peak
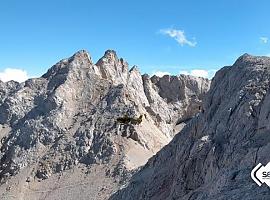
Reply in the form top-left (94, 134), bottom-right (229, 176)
top-left (96, 50), bottom-right (129, 84)
top-left (70, 49), bottom-right (92, 64)
top-left (234, 53), bottom-right (270, 67)
top-left (97, 49), bottom-right (123, 66)
top-left (0, 49), bottom-right (210, 200)
top-left (42, 49), bottom-right (93, 80)
top-left (104, 49), bottom-right (118, 60)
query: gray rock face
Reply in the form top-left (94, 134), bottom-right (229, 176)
top-left (143, 74), bottom-right (209, 137)
top-left (96, 50), bottom-right (129, 84)
top-left (111, 54), bottom-right (270, 200)
top-left (0, 80), bottom-right (21, 103)
top-left (0, 50), bottom-right (209, 199)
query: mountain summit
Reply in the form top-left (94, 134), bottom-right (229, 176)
top-left (0, 50), bottom-right (209, 200)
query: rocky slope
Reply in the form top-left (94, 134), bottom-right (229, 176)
top-left (111, 54), bottom-right (270, 200)
top-left (0, 50), bottom-right (209, 199)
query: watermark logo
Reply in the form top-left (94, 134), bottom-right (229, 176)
top-left (251, 162), bottom-right (270, 187)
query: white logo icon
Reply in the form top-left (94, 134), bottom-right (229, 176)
top-left (251, 162), bottom-right (270, 187)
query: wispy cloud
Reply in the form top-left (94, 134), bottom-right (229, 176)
top-left (0, 68), bottom-right (29, 82)
top-left (150, 69), bottom-right (217, 79)
top-left (179, 69), bottom-right (217, 79)
top-left (159, 28), bottom-right (197, 47)
top-left (151, 71), bottom-right (171, 77)
top-left (260, 37), bottom-right (268, 44)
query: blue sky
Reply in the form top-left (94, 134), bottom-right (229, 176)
top-left (0, 0), bottom-right (270, 81)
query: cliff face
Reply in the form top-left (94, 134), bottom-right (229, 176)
top-left (111, 54), bottom-right (270, 200)
top-left (0, 50), bottom-right (209, 200)
top-left (143, 74), bottom-right (209, 136)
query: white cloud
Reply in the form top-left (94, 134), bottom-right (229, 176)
top-left (151, 71), bottom-right (171, 77)
top-left (151, 69), bottom-right (218, 79)
top-left (160, 28), bottom-right (197, 47)
top-left (179, 70), bottom-right (190, 75)
top-left (0, 68), bottom-right (29, 83)
top-left (190, 69), bottom-right (209, 78)
top-left (179, 69), bottom-right (217, 79)
top-left (260, 37), bottom-right (268, 44)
